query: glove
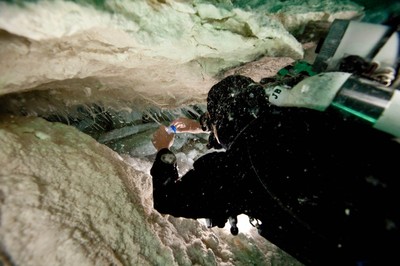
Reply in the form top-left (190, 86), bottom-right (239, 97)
top-left (150, 148), bottom-right (179, 187)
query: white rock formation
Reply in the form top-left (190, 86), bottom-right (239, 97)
top-left (0, 0), bottom-right (362, 107)
top-left (0, 115), bottom-right (301, 265)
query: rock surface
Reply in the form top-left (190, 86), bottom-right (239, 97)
top-left (0, 115), bottom-right (301, 265)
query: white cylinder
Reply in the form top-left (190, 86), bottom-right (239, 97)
top-left (374, 89), bottom-right (400, 138)
top-left (268, 72), bottom-right (351, 111)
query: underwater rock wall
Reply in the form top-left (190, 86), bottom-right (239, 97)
top-left (0, 115), bottom-right (302, 265)
top-left (0, 0), bottom-right (363, 111)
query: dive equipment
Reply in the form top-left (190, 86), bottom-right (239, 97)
top-left (264, 19), bottom-right (400, 138)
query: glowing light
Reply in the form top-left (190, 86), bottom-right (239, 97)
top-left (227, 214), bottom-right (257, 234)
top-left (198, 214), bottom-right (259, 235)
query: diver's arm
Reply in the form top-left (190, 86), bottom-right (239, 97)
top-left (171, 117), bottom-right (204, 134)
top-left (151, 150), bottom-right (229, 219)
top-left (151, 117), bottom-right (205, 151)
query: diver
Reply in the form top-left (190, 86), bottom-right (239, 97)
top-left (150, 19), bottom-right (400, 266)
top-left (150, 74), bottom-right (400, 266)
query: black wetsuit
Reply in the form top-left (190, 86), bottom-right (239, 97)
top-left (151, 105), bottom-right (400, 266)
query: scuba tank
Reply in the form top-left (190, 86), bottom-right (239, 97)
top-left (262, 19), bottom-right (400, 138)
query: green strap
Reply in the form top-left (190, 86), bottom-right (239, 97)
top-left (277, 61), bottom-right (317, 77)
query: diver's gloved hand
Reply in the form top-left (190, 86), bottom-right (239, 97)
top-left (150, 148), bottom-right (179, 187)
top-left (152, 125), bottom-right (176, 151)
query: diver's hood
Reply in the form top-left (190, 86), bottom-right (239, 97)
top-left (206, 75), bottom-right (269, 149)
